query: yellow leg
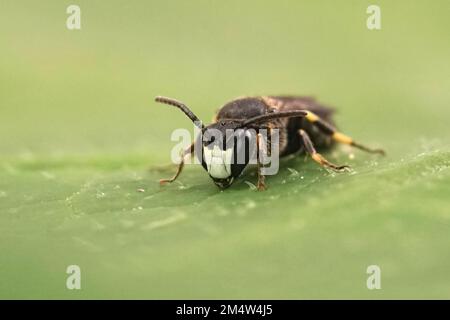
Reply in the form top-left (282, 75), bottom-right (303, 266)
top-left (304, 111), bottom-right (385, 155)
top-left (300, 130), bottom-right (350, 172)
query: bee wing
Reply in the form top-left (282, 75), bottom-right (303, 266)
top-left (264, 96), bottom-right (335, 120)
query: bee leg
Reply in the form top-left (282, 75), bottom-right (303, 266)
top-left (304, 111), bottom-right (385, 155)
top-left (159, 143), bottom-right (194, 185)
top-left (299, 130), bottom-right (351, 172)
top-left (256, 133), bottom-right (267, 191)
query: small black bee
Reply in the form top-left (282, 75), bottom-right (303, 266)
top-left (155, 95), bottom-right (384, 190)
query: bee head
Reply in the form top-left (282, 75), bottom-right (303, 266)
top-left (155, 96), bottom-right (268, 190)
top-left (199, 121), bottom-right (253, 189)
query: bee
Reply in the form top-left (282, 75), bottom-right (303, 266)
top-left (155, 95), bottom-right (384, 190)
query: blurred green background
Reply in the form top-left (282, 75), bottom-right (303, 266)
top-left (0, 0), bottom-right (449, 299)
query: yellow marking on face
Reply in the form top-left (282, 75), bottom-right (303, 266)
top-left (333, 132), bottom-right (353, 144)
top-left (203, 146), bottom-right (233, 179)
top-left (305, 111), bottom-right (319, 122)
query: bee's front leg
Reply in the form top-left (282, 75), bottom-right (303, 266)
top-left (256, 133), bottom-right (267, 191)
top-left (159, 142), bottom-right (194, 185)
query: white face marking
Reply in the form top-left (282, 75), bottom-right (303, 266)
top-left (203, 145), bottom-right (233, 179)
